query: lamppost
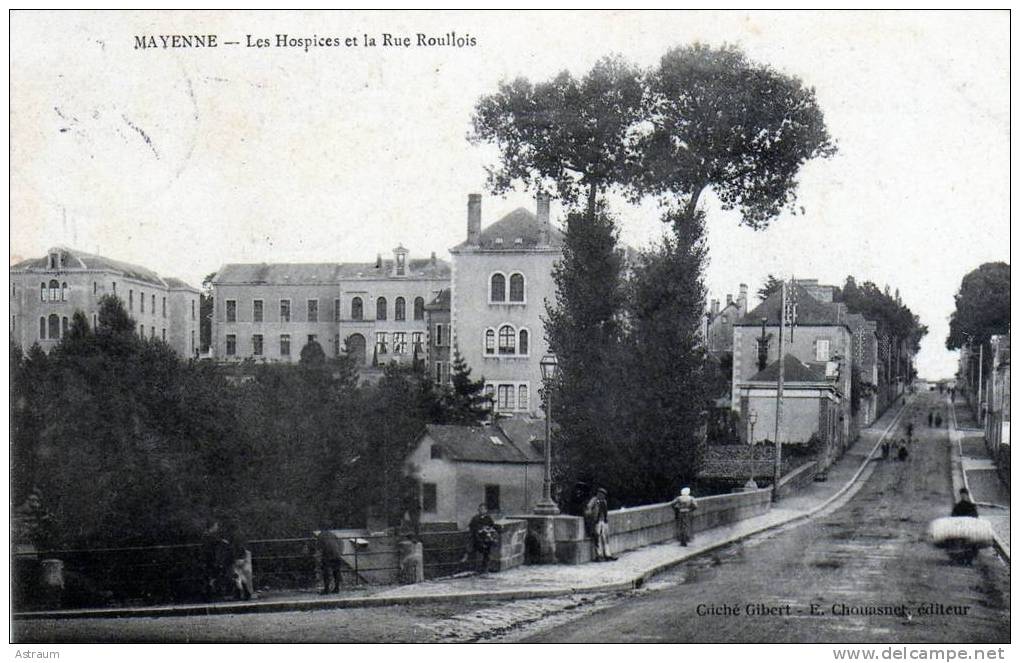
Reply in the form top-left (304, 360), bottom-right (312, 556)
top-left (534, 354), bottom-right (560, 515)
top-left (745, 411), bottom-right (759, 490)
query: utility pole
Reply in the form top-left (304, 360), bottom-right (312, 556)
top-left (772, 280), bottom-right (786, 497)
top-left (977, 341), bottom-right (984, 427)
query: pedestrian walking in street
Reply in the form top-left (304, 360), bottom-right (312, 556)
top-left (951, 488), bottom-right (979, 518)
top-left (928, 411), bottom-right (934, 427)
top-left (670, 487), bottom-right (698, 546)
top-left (881, 440), bottom-right (891, 460)
top-left (935, 413), bottom-right (943, 428)
top-left (906, 422), bottom-right (914, 440)
top-left (466, 503), bottom-right (498, 574)
top-left (584, 487), bottom-right (616, 562)
top-left (897, 439), bottom-right (909, 461)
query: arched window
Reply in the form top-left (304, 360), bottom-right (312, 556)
top-left (394, 297), bottom-right (406, 321)
top-left (519, 329), bottom-right (529, 355)
top-left (376, 297), bottom-right (387, 320)
top-left (39, 317), bottom-right (46, 339)
top-left (484, 329), bottom-right (495, 355)
top-left (40, 283), bottom-right (46, 302)
top-left (413, 297), bottom-right (425, 320)
top-left (490, 273), bottom-right (506, 302)
top-left (61, 282), bottom-right (67, 301)
top-left (509, 273), bottom-right (525, 302)
top-left (498, 325), bottom-right (516, 355)
top-left (49, 280), bottom-right (59, 302)
top-left (48, 314), bottom-right (60, 340)
top-left (351, 297), bottom-right (363, 320)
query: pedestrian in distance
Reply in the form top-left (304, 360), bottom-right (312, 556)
top-left (897, 439), bottom-right (909, 462)
top-left (465, 503), bottom-right (498, 574)
top-left (906, 422), bottom-right (914, 440)
top-left (935, 413), bottom-right (943, 428)
top-left (584, 487), bottom-right (616, 562)
top-left (928, 411), bottom-right (934, 427)
top-left (881, 440), bottom-right (891, 460)
top-left (670, 487), bottom-right (698, 546)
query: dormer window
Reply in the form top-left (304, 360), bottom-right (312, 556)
top-left (396, 253), bottom-right (405, 276)
top-left (48, 252), bottom-right (61, 269)
top-left (393, 245), bottom-right (408, 276)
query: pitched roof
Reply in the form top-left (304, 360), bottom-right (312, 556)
top-left (422, 417), bottom-right (544, 464)
top-left (164, 277), bottom-right (200, 292)
top-left (748, 354), bottom-right (828, 383)
top-left (425, 288), bottom-right (450, 311)
top-left (213, 257), bottom-right (450, 285)
top-left (10, 247), bottom-right (178, 287)
top-left (451, 207), bottom-right (565, 252)
top-left (737, 282), bottom-right (846, 327)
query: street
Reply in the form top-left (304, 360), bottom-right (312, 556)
top-left (13, 393), bottom-right (1010, 644)
top-left (524, 392), bottom-right (1010, 643)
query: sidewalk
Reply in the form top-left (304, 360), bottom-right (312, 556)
top-left (14, 400), bottom-right (911, 621)
top-left (948, 397), bottom-right (1010, 559)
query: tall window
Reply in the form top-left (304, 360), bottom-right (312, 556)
top-left (307, 299), bottom-right (318, 322)
top-left (518, 385), bottom-right (529, 411)
top-left (816, 339), bottom-right (831, 362)
top-left (93, 281), bottom-right (97, 295)
top-left (393, 332), bottom-right (406, 354)
top-left (129, 289), bottom-right (134, 310)
top-left (394, 297), bottom-right (406, 321)
top-left (112, 282), bottom-right (116, 295)
top-left (422, 484), bottom-right (437, 513)
top-left (497, 384), bottom-right (516, 410)
top-left (375, 331), bottom-right (388, 355)
top-left (280, 334), bottom-right (291, 356)
top-left (40, 283), bottom-right (45, 302)
top-left (252, 334), bottom-right (263, 356)
top-left (161, 328), bottom-right (166, 341)
top-left (139, 324), bottom-right (145, 338)
top-left (485, 485), bottom-right (501, 512)
top-left (10, 315), bottom-right (13, 333)
top-left (509, 273), bottom-right (525, 302)
top-left (190, 330), bottom-right (195, 354)
top-left (61, 282), bottom-right (67, 301)
top-left (93, 314), bottom-right (98, 330)
top-left (485, 329), bottom-right (495, 355)
top-left (226, 334), bottom-right (237, 356)
top-left (39, 317), bottom-right (46, 339)
top-left (376, 297), bottom-right (387, 320)
top-left (498, 325), bottom-right (516, 355)
top-left (162, 297), bottom-right (167, 317)
top-left (151, 294), bottom-right (155, 313)
top-left (191, 300), bottom-right (196, 321)
top-left (149, 326), bottom-right (155, 339)
top-left (49, 280), bottom-right (60, 302)
top-left (490, 273), bottom-right (506, 302)
top-left (519, 329), bottom-right (529, 355)
top-left (226, 300), bottom-right (237, 322)
top-left (334, 298), bottom-right (340, 322)
top-left (62, 317), bottom-right (69, 337)
top-left (413, 297), bottom-right (425, 320)
top-left (412, 331), bottom-right (424, 355)
top-left (351, 297), bottom-right (363, 320)
top-left (140, 292), bottom-right (145, 313)
top-left (435, 362), bottom-right (444, 385)
top-left (435, 323), bottom-right (445, 347)
top-left (253, 300), bottom-right (263, 322)
top-left (48, 314), bottom-right (60, 339)
top-left (280, 299), bottom-right (291, 322)
top-left (396, 252), bottom-right (406, 276)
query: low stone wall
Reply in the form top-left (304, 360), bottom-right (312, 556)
top-left (775, 460), bottom-right (819, 498)
top-left (491, 519), bottom-right (528, 571)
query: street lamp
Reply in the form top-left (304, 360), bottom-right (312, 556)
top-left (745, 411), bottom-right (759, 490)
top-left (534, 354), bottom-right (560, 515)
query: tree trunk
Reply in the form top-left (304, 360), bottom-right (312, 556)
top-left (680, 183), bottom-right (708, 226)
top-left (586, 182), bottom-right (598, 219)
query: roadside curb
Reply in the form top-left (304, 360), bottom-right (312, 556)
top-left (13, 399), bottom-right (914, 622)
top-left (948, 399), bottom-right (1010, 564)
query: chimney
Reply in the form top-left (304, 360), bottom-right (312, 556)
top-left (711, 299), bottom-right (720, 315)
top-left (738, 283), bottom-right (748, 315)
top-left (375, 253), bottom-right (382, 269)
top-left (726, 294), bottom-right (733, 306)
top-left (467, 194), bottom-right (482, 245)
top-left (536, 192), bottom-right (551, 245)
top-left (430, 251), bottom-right (437, 266)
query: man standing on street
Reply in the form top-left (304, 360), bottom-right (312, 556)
top-left (670, 487), bottom-right (699, 546)
top-left (585, 488), bottom-right (616, 562)
top-left (466, 503), bottom-right (498, 574)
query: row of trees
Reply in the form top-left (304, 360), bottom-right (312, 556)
top-left (946, 262), bottom-right (1010, 382)
top-left (472, 44), bottom-right (835, 504)
top-left (11, 296), bottom-right (491, 548)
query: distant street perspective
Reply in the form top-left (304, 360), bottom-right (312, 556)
top-left (9, 12), bottom-right (1009, 648)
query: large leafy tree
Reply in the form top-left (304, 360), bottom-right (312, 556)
top-left (471, 55), bottom-right (644, 214)
top-left (757, 274), bottom-right (784, 302)
top-left (633, 43), bottom-right (836, 228)
top-left (946, 262), bottom-right (1010, 351)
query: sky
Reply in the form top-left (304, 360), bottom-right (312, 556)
top-left (9, 10), bottom-right (1010, 379)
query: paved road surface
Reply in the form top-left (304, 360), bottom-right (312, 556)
top-left (525, 392), bottom-right (1009, 643)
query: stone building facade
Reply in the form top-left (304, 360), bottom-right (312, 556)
top-left (449, 193), bottom-right (564, 416)
top-left (210, 248), bottom-right (449, 365)
top-left (425, 288), bottom-right (451, 386)
top-left (10, 246), bottom-right (200, 359)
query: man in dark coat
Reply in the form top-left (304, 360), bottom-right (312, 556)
top-left (951, 489), bottom-right (979, 518)
top-left (584, 488), bottom-right (616, 562)
top-left (467, 503), bottom-right (498, 574)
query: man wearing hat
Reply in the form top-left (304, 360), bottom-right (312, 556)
top-left (584, 487), bottom-right (616, 562)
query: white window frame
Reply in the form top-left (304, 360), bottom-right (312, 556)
top-left (252, 334), bottom-right (264, 356)
top-left (375, 331), bottom-right (388, 355)
top-left (815, 338), bottom-right (831, 362)
top-left (393, 331), bottom-right (407, 355)
top-left (488, 381), bottom-right (531, 413)
top-left (225, 299), bottom-right (237, 323)
top-left (488, 271), bottom-right (507, 304)
top-left (307, 298), bottom-right (319, 323)
top-left (280, 333), bottom-right (291, 356)
top-left (483, 328), bottom-right (495, 355)
top-left (280, 299), bottom-right (291, 323)
top-left (507, 272), bottom-right (527, 304)
top-left (253, 299), bottom-right (264, 323)
top-left (518, 327), bottom-right (530, 357)
top-left (225, 334), bottom-right (237, 356)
